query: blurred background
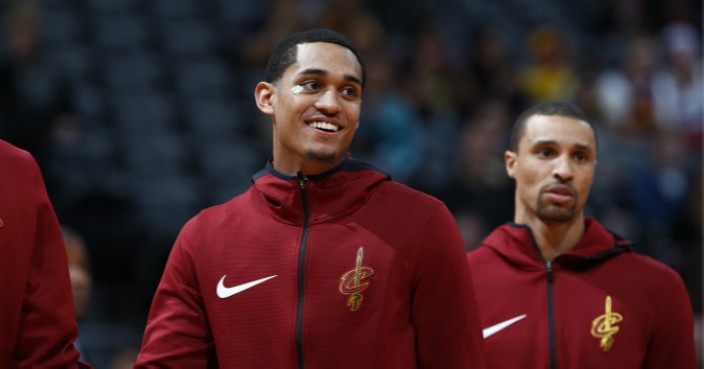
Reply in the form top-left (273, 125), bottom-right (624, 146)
top-left (0, 0), bottom-right (700, 366)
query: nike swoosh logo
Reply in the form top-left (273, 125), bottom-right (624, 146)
top-left (483, 314), bottom-right (527, 338)
top-left (216, 275), bottom-right (278, 299)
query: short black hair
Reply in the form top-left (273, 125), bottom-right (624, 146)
top-left (509, 101), bottom-right (596, 152)
top-left (264, 28), bottom-right (366, 88)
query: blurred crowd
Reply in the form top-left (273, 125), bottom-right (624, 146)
top-left (0, 0), bottom-right (700, 366)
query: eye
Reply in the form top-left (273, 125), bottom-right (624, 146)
top-left (341, 86), bottom-right (359, 98)
top-left (538, 148), bottom-right (555, 157)
top-left (301, 80), bottom-right (321, 91)
top-left (573, 151), bottom-right (588, 162)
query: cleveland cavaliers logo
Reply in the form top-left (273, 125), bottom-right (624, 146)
top-left (590, 295), bottom-right (623, 352)
top-left (339, 247), bottom-right (374, 312)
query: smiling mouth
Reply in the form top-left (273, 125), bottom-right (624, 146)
top-left (308, 121), bottom-right (340, 133)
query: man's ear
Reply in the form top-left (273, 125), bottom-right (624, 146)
top-left (505, 150), bottom-right (517, 179)
top-left (254, 81), bottom-right (275, 115)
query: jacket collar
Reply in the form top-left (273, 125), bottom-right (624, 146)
top-left (250, 157), bottom-right (389, 225)
top-left (482, 217), bottom-right (633, 270)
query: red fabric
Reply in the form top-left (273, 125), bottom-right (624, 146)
top-left (0, 139), bottom-right (86, 368)
top-left (136, 158), bottom-right (486, 368)
top-left (468, 218), bottom-right (697, 369)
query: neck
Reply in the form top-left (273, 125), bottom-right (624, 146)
top-left (271, 155), bottom-right (344, 177)
top-left (517, 214), bottom-right (585, 262)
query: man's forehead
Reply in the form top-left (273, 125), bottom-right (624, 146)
top-left (284, 42), bottom-right (362, 84)
top-left (296, 41), bottom-right (348, 52)
top-left (293, 43), bottom-right (361, 71)
top-left (522, 115), bottom-right (596, 146)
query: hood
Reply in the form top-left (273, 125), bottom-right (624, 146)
top-left (251, 156), bottom-right (390, 226)
top-left (482, 218), bottom-right (633, 270)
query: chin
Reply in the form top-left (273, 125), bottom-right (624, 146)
top-left (305, 149), bottom-right (340, 163)
top-left (537, 205), bottom-right (576, 223)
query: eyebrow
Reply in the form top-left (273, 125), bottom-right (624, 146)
top-left (532, 139), bottom-right (595, 152)
top-left (298, 68), bottom-right (362, 86)
top-left (574, 143), bottom-right (594, 153)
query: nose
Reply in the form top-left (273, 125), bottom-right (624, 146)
top-left (314, 89), bottom-right (342, 114)
top-left (553, 155), bottom-right (574, 181)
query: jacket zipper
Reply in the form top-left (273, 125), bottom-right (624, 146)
top-left (295, 172), bottom-right (309, 369)
top-left (526, 228), bottom-right (558, 369)
top-left (546, 261), bottom-right (556, 369)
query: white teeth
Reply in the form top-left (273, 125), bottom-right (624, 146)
top-left (309, 122), bottom-right (340, 132)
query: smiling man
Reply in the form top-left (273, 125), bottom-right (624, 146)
top-left (467, 101), bottom-right (696, 368)
top-left (257, 40), bottom-right (362, 175)
top-left (135, 28), bottom-right (486, 368)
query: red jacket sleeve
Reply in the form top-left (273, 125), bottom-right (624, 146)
top-left (643, 266), bottom-right (697, 369)
top-left (412, 204), bottom-right (487, 369)
top-left (8, 148), bottom-right (86, 368)
top-left (135, 217), bottom-right (216, 368)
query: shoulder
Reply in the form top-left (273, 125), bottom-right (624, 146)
top-left (618, 253), bottom-right (695, 345)
top-left (0, 139), bottom-right (38, 172)
top-left (183, 188), bottom-right (254, 231)
top-left (619, 252), bottom-right (687, 290)
top-left (0, 139), bottom-right (28, 157)
top-left (377, 180), bottom-right (445, 208)
top-left (467, 246), bottom-right (496, 264)
top-left (466, 245), bottom-right (510, 285)
top-left (372, 181), bottom-right (453, 229)
top-left (606, 251), bottom-right (691, 308)
top-left (0, 140), bottom-right (45, 199)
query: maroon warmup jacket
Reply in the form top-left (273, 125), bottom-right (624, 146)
top-left (468, 218), bottom-right (696, 369)
top-left (136, 157), bottom-right (486, 368)
top-left (0, 139), bottom-right (86, 367)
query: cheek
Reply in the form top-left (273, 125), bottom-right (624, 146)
top-left (577, 173), bottom-right (595, 196)
top-left (275, 94), bottom-right (307, 116)
top-left (340, 129), bottom-right (357, 150)
top-left (515, 166), bottom-right (540, 187)
top-left (344, 100), bottom-right (362, 119)
top-left (516, 168), bottom-right (545, 199)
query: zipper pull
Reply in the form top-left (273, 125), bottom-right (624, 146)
top-left (296, 171), bottom-right (308, 190)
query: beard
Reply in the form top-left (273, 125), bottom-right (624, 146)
top-left (536, 202), bottom-right (576, 222)
top-left (305, 148), bottom-right (338, 163)
top-left (535, 185), bottom-right (578, 222)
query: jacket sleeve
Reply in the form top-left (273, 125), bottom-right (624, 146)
top-left (644, 267), bottom-right (697, 369)
top-left (412, 204), bottom-right (487, 369)
top-left (13, 155), bottom-right (85, 368)
top-left (135, 218), bottom-right (216, 368)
